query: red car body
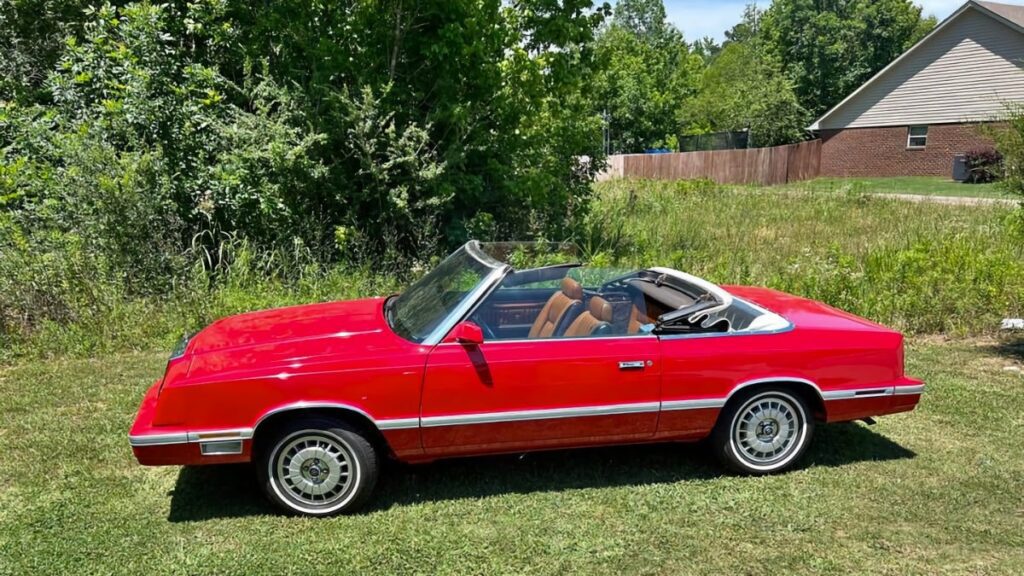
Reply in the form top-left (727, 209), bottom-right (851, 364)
top-left (130, 263), bottom-right (923, 470)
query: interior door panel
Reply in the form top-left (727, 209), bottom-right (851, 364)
top-left (472, 287), bottom-right (555, 339)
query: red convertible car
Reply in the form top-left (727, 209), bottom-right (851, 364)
top-left (130, 241), bottom-right (923, 516)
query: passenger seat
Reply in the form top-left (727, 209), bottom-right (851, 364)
top-left (627, 304), bottom-right (654, 334)
top-left (528, 277), bottom-right (584, 338)
top-left (563, 296), bottom-right (615, 338)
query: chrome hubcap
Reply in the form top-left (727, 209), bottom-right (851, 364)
top-left (733, 396), bottom-right (800, 464)
top-left (275, 434), bottom-right (353, 506)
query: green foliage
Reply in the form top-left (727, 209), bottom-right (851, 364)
top-left (0, 0), bottom-right (610, 347)
top-left (963, 147), bottom-right (1003, 184)
top-left (760, 0), bottom-right (935, 118)
top-left (991, 104), bottom-right (1024, 201)
top-left (593, 0), bottom-right (703, 152)
top-left (591, 179), bottom-right (1024, 336)
top-left (684, 41), bottom-right (807, 147)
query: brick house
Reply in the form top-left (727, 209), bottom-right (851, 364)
top-left (809, 0), bottom-right (1024, 177)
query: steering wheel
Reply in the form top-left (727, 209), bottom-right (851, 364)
top-left (471, 315), bottom-right (499, 341)
top-left (479, 320), bottom-right (498, 341)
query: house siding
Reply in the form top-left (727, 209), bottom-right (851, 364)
top-left (818, 7), bottom-right (1024, 129)
top-left (820, 123), bottom-right (994, 177)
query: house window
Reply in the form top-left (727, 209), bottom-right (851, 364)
top-left (907, 125), bottom-right (928, 148)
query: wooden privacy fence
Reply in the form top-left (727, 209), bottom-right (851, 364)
top-left (601, 140), bottom-right (821, 185)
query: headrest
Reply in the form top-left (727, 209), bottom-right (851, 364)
top-left (588, 296), bottom-right (613, 322)
top-left (560, 277), bottom-right (583, 300)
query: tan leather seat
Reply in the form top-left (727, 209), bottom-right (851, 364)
top-left (528, 277), bottom-right (584, 338)
top-left (564, 296), bottom-right (615, 338)
top-left (627, 304), bottom-right (654, 334)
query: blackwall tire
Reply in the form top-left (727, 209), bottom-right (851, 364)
top-left (711, 388), bottom-right (814, 475)
top-left (257, 418), bottom-right (379, 516)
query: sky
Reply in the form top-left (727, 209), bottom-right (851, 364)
top-left (663, 0), bottom-right (969, 42)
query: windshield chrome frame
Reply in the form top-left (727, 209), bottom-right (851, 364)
top-left (420, 241), bottom-right (511, 346)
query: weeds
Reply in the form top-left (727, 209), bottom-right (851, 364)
top-left (2, 179), bottom-right (1022, 361)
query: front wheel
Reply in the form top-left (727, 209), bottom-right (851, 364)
top-left (257, 418), bottom-right (380, 516)
top-left (710, 388), bottom-right (814, 474)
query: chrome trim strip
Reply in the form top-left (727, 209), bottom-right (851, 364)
top-left (727, 377), bottom-right (824, 402)
top-left (186, 428), bottom-right (254, 442)
top-left (252, 401), bottom-right (420, 431)
top-left (133, 380), bottom-right (925, 446)
top-left (128, 432), bottom-right (189, 447)
top-left (420, 402), bottom-right (661, 428)
top-left (253, 401), bottom-right (378, 430)
top-left (130, 428), bottom-right (254, 447)
top-left (660, 398), bottom-right (726, 411)
top-left (821, 387), bottom-right (895, 400)
top-left (376, 417), bottom-right (420, 430)
top-left (436, 334), bottom-right (659, 346)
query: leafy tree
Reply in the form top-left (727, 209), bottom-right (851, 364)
top-left (2, 0), bottom-right (612, 279)
top-left (594, 0), bottom-right (703, 152)
top-left (220, 0), bottom-right (609, 254)
top-left (612, 0), bottom-right (672, 42)
top-left (691, 36), bottom-right (721, 64)
top-left (723, 3), bottom-right (762, 46)
top-left (760, 0), bottom-right (935, 118)
top-left (685, 41), bottom-right (807, 147)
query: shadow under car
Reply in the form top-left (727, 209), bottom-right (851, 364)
top-left (166, 422), bottom-right (915, 522)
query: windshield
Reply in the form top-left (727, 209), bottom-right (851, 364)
top-left (387, 243), bottom-right (502, 343)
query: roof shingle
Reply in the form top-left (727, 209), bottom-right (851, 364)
top-left (976, 1), bottom-right (1024, 29)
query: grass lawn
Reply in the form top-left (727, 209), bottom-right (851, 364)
top-left (1, 339), bottom-right (1022, 574)
top-left (592, 180), bottom-right (1023, 335)
top-left (784, 176), bottom-right (1009, 199)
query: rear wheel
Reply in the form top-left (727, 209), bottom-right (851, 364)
top-left (711, 388), bottom-right (814, 474)
top-left (257, 418), bottom-right (379, 516)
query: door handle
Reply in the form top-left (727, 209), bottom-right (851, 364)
top-left (618, 360), bottom-right (646, 370)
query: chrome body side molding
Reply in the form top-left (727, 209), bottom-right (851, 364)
top-left (130, 381), bottom-right (925, 448)
top-left (420, 402), bottom-right (662, 428)
top-left (660, 398), bottom-right (727, 411)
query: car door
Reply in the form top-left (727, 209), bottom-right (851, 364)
top-left (420, 335), bottom-right (661, 456)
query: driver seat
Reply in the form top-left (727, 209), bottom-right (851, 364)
top-left (528, 277), bottom-right (584, 338)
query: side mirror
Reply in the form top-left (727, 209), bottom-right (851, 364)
top-left (447, 321), bottom-right (484, 345)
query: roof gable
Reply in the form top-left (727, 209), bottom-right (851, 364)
top-left (978, 1), bottom-right (1024, 29)
top-left (810, 1), bottom-right (1024, 130)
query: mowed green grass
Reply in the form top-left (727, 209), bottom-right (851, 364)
top-left (782, 176), bottom-right (1008, 199)
top-left (1, 340), bottom-right (1022, 575)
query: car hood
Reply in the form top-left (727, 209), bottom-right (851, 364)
top-left (181, 297), bottom-right (415, 380)
top-left (188, 297), bottom-right (390, 355)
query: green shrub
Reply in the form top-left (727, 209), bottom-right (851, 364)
top-left (992, 104), bottom-right (1024, 200)
top-left (963, 147), bottom-right (1002, 184)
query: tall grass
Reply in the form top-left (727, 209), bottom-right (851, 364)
top-left (587, 179), bottom-right (1024, 334)
top-left (2, 179), bottom-right (1021, 361)
top-left (0, 236), bottom-right (402, 362)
